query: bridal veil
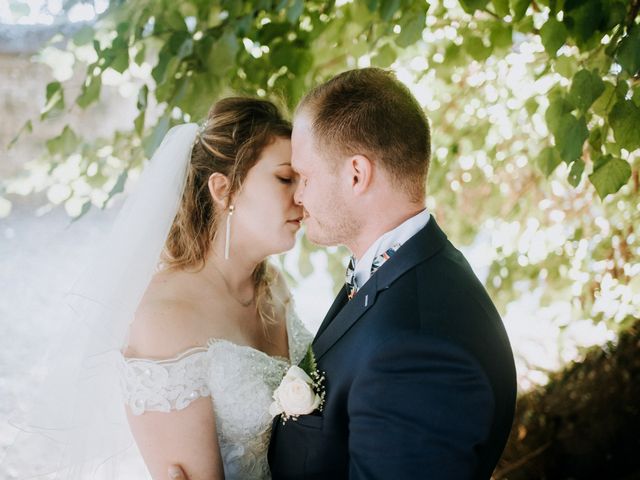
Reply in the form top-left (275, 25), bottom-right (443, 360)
top-left (2, 123), bottom-right (198, 479)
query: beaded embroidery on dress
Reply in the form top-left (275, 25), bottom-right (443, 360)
top-left (120, 300), bottom-right (313, 479)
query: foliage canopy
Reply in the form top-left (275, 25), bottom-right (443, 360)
top-left (4, 0), bottom-right (640, 383)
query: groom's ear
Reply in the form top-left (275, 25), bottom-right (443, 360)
top-left (348, 154), bottom-right (373, 196)
top-left (208, 173), bottom-right (231, 208)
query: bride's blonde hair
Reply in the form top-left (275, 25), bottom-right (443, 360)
top-left (162, 97), bottom-right (292, 326)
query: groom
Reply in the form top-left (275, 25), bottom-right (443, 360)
top-left (171, 68), bottom-right (516, 479)
top-left (268, 68), bottom-right (516, 479)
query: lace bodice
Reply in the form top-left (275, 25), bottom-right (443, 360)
top-left (120, 302), bottom-right (313, 480)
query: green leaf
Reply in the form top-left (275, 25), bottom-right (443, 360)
top-left (46, 126), bottom-right (79, 156)
top-left (166, 31), bottom-right (191, 56)
top-left (134, 44), bottom-right (146, 65)
top-left (72, 25), bottom-right (94, 46)
top-left (443, 42), bottom-right (464, 67)
top-left (177, 38), bottom-right (194, 59)
top-left (588, 156), bottom-right (631, 198)
top-left (592, 152), bottom-right (610, 170)
top-left (567, 158), bottom-right (585, 187)
top-left (134, 111), bottom-right (145, 136)
top-left (272, 44), bottom-right (312, 75)
top-left (154, 58), bottom-right (179, 102)
top-left (564, 0), bottom-right (603, 47)
top-left (8, 120), bottom-right (33, 149)
top-left (633, 87), bottom-right (640, 107)
top-left (137, 84), bottom-right (149, 111)
top-left (144, 115), bottom-right (171, 158)
top-left (510, 0), bottom-right (529, 21)
top-left (298, 344), bottom-right (318, 374)
top-left (614, 81), bottom-right (629, 100)
top-left (568, 69), bottom-right (604, 112)
top-left (208, 31), bottom-right (239, 76)
top-left (102, 170), bottom-right (129, 207)
top-left (76, 75), bottom-right (102, 109)
top-left (110, 42), bottom-right (130, 73)
top-left (524, 97), bottom-right (538, 116)
top-left (555, 114), bottom-right (588, 163)
top-left (609, 100), bottom-right (640, 151)
top-left (554, 55), bottom-right (575, 78)
top-left (605, 1), bottom-right (627, 30)
top-left (588, 126), bottom-right (603, 150)
top-left (540, 17), bottom-right (567, 56)
top-left (41, 81), bottom-right (65, 120)
top-left (616, 26), bottom-right (640, 76)
top-left (591, 81), bottom-right (615, 116)
top-left (286, 0), bottom-right (304, 23)
top-left (71, 200), bottom-right (92, 223)
top-left (491, 0), bottom-right (510, 17)
top-left (465, 35), bottom-right (491, 61)
top-left (489, 23), bottom-right (512, 49)
top-left (459, 0), bottom-right (490, 14)
top-left (396, 11), bottom-right (426, 48)
top-left (257, 22), bottom-right (290, 44)
top-left (586, 43), bottom-right (612, 73)
top-left (372, 43), bottom-right (397, 67)
top-left (164, 9), bottom-right (187, 31)
top-left (537, 146), bottom-right (562, 176)
top-left (379, 0), bottom-right (401, 20)
top-left (545, 96), bottom-right (574, 135)
top-left (152, 50), bottom-right (173, 84)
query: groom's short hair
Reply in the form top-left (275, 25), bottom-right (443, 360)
top-left (297, 68), bottom-right (431, 202)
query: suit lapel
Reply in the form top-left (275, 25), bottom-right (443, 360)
top-left (312, 217), bottom-right (449, 361)
top-left (313, 285), bottom-right (349, 341)
top-left (313, 275), bottom-right (380, 360)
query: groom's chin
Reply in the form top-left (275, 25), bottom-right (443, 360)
top-left (303, 227), bottom-right (338, 248)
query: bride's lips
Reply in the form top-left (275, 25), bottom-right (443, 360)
top-left (287, 216), bottom-right (303, 226)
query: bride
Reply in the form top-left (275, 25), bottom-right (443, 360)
top-left (4, 97), bottom-right (312, 480)
top-left (121, 97), bottom-right (312, 479)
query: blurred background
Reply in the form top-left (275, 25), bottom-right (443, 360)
top-left (0, 0), bottom-right (638, 478)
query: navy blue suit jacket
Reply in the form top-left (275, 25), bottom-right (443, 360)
top-left (268, 218), bottom-right (517, 479)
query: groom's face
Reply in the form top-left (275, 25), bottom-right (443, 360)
top-left (291, 112), bottom-right (355, 246)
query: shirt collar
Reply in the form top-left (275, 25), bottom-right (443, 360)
top-left (352, 209), bottom-right (430, 289)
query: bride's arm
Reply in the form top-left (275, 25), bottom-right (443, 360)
top-left (123, 300), bottom-right (224, 480)
top-left (127, 397), bottom-right (223, 480)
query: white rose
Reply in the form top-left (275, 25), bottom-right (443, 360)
top-left (270, 365), bottom-right (321, 418)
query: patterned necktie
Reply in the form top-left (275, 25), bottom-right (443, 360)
top-left (345, 243), bottom-right (401, 300)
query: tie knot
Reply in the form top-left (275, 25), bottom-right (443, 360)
top-left (345, 243), bottom-right (401, 300)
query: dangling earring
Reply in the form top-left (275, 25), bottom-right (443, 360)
top-left (224, 205), bottom-right (234, 260)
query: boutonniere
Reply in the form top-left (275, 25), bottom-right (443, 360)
top-left (269, 345), bottom-right (326, 423)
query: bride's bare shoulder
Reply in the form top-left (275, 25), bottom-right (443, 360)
top-left (269, 263), bottom-right (292, 304)
top-left (124, 269), bottom-right (212, 359)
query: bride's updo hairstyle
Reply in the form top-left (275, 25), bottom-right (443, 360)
top-left (163, 97), bottom-right (292, 325)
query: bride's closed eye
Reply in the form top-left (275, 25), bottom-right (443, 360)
top-left (276, 176), bottom-right (293, 184)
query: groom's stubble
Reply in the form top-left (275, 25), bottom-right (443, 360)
top-left (303, 177), bottom-right (362, 248)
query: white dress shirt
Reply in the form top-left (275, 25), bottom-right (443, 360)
top-left (351, 209), bottom-right (430, 290)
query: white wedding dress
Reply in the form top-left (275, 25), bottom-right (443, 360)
top-left (119, 300), bottom-right (313, 480)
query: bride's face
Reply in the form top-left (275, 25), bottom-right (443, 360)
top-left (230, 137), bottom-right (303, 257)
